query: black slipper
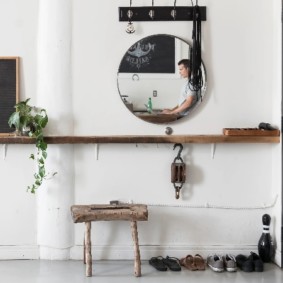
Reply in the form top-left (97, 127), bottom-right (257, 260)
top-left (149, 256), bottom-right (168, 271)
top-left (162, 256), bottom-right (181, 271)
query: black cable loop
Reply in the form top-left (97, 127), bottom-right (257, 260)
top-left (188, 2), bottom-right (203, 101)
top-left (174, 1), bottom-right (203, 101)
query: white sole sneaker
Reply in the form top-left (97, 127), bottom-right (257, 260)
top-left (208, 264), bottom-right (224, 272)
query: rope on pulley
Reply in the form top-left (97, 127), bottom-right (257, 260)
top-left (189, 0), bottom-right (203, 102)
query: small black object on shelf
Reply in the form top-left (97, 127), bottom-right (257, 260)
top-left (258, 122), bottom-right (276, 131)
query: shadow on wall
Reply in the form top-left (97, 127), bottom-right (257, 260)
top-left (178, 145), bottom-right (205, 201)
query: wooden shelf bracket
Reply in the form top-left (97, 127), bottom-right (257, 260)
top-left (2, 144), bottom-right (7, 160)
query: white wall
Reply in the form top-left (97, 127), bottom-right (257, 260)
top-left (0, 0), bottom-right (281, 266)
top-left (0, 0), bottom-right (38, 259)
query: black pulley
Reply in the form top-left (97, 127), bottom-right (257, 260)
top-left (171, 143), bottom-right (186, 199)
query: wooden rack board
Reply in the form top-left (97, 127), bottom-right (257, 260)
top-left (118, 6), bottom-right (207, 22)
top-left (223, 128), bottom-right (280, 136)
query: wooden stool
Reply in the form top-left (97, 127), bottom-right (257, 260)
top-left (70, 204), bottom-right (148, 277)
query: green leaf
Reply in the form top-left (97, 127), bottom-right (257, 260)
top-left (35, 132), bottom-right (44, 141)
top-left (8, 112), bottom-right (20, 128)
top-left (35, 180), bottom-right (42, 186)
top-left (39, 141), bottom-right (47, 151)
top-left (42, 151), bottom-right (47, 159)
top-left (39, 115), bottom-right (48, 128)
top-left (39, 167), bottom-right (45, 178)
top-left (30, 154), bottom-right (35, 160)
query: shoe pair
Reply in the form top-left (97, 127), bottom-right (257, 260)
top-left (236, 252), bottom-right (263, 272)
top-left (180, 254), bottom-right (205, 271)
top-left (149, 256), bottom-right (181, 271)
top-left (207, 254), bottom-right (237, 272)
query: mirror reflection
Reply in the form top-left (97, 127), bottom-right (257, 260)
top-left (117, 34), bottom-right (207, 124)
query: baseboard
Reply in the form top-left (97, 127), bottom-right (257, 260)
top-left (0, 245), bottom-right (281, 267)
top-left (39, 246), bottom-right (71, 260)
top-left (0, 245), bottom-right (39, 260)
top-left (70, 244), bottom-right (282, 267)
top-left (70, 244), bottom-right (258, 260)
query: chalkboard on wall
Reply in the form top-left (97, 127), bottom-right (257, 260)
top-left (0, 57), bottom-right (19, 134)
top-left (119, 35), bottom-right (175, 73)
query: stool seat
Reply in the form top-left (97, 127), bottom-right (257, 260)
top-left (71, 204), bottom-right (148, 277)
top-left (71, 204), bottom-right (148, 222)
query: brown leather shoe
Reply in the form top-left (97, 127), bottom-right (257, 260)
top-left (180, 255), bottom-right (197, 271)
top-left (194, 254), bottom-right (206, 270)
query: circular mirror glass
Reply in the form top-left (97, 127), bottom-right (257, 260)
top-left (117, 34), bottom-right (207, 124)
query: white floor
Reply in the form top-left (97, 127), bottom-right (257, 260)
top-left (0, 260), bottom-right (282, 283)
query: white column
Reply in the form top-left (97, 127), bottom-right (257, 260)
top-left (36, 0), bottom-right (74, 260)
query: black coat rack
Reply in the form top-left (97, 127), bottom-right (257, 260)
top-left (118, 6), bottom-right (206, 22)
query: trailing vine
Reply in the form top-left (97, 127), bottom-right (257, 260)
top-left (8, 98), bottom-right (56, 193)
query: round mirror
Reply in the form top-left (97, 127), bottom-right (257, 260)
top-left (117, 34), bottom-right (207, 124)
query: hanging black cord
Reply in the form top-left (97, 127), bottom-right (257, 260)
top-left (189, 1), bottom-right (203, 101)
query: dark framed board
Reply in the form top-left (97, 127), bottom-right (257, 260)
top-left (118, 35), bottom-right (175, 73)
top-left (0, 57), bottom-right (19, 134)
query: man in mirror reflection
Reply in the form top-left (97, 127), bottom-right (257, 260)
top-left (162, 59), bottom-right (197, 116)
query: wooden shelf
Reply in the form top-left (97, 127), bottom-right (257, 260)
top-left (0, 135), bottom-right (280, 144)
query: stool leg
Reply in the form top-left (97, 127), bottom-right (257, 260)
top-left (85, 221), bottom-right (92, 277)
top-left (131, 220), bottom-right (141, 277)
top-left (83, 235), bottom-right (86, 264)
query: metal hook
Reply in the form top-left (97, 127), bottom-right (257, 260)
top-left (148, 0), bottom-right (155, 20)
top-left (127, 0), bottom-right (133, 18)
top-left (174, 186), bottom-right (181, 199)
top-left (126, 0), bottom-right (135, 34)
top-left (173, 143), bottom-right (183, 160)
top-left (171, 0), bottom-right (177, 19)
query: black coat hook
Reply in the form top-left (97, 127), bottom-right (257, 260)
top-left (173, 143), bottom-right (183, 162)
top-left (119, 6), bottom-right (206, 22)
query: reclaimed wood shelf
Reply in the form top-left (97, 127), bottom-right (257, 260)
top-left (0, 135), bottom-right (280, 144)
top-left (223, 128), bottom-right (280, 136)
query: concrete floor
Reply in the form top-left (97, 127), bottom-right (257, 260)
top-left (0, 260), bottom-right (282, 283)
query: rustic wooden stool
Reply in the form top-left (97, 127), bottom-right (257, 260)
top-left (70, 204), bottom-right (148, 277)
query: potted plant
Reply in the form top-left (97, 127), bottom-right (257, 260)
top-left (8, 98), bottom-right (55, 193)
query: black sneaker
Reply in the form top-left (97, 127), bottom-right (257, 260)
top-left (249, 252), bottom-right (264, 272)
top-left (236, 252), bottom-right (264, 272)
top-left (236, 254), bottom-right (253, 272)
